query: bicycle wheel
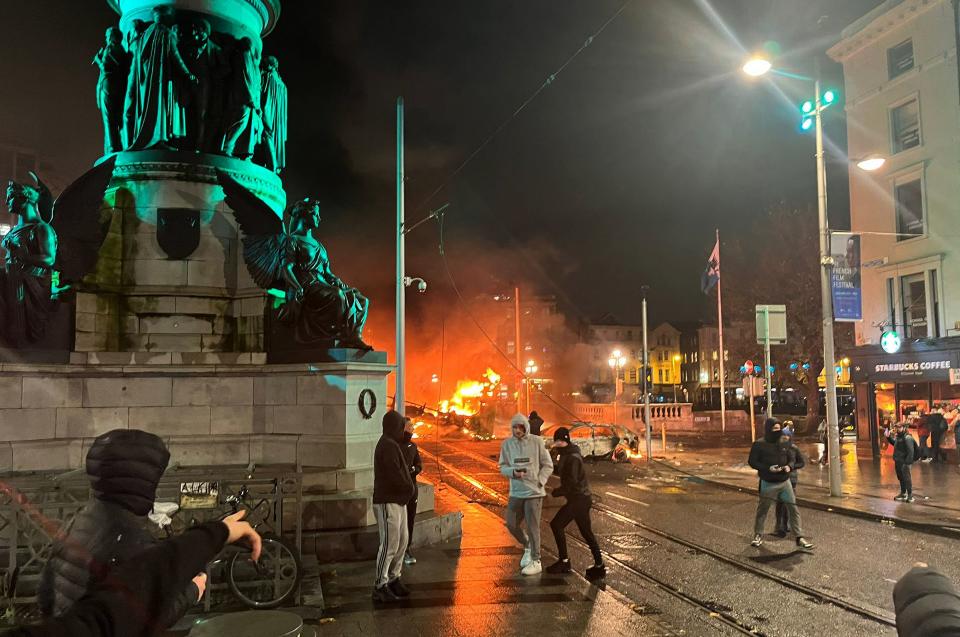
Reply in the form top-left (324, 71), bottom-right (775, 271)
top-left (227, 535), bottom-right (302, 609)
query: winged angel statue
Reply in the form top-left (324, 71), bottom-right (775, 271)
top-left (1, 158), bottom-right (116, 347)
top-left (216, 170), bottom-right (371, 350)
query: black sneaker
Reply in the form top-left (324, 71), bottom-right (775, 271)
top-left (750, 535), bottom-right (763, 547)
top-left (546, 559), bottom-right (572, 575)
top-left (906, 495), bottom-right (916, 503)
top-left (388, 578), bottom-right (411, 598)
top-left (372, 585), bottom-right (400, 603)
top-left (894, 493), bottom-right (907, 501)
top-left (585, 564), bottom-right (606, 580)
top-left (797, 537), bottom-right (814, 550)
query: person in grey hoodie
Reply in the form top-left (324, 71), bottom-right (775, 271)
top-left (498, 412), bottom-right (553, 576)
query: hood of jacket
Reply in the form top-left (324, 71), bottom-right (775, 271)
top-left (85, 429), bottom-right (170, 516)
top-left (763, 418), bottom-right (783, 444)
top-left (382, 409), bottom-right (406, 443)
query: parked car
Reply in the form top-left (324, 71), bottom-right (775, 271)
top-left (541, 422), bottom-right (640, 462)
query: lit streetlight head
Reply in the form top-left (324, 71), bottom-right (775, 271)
top-left (742, 57), bottom-right (772, 77)
top-left (856, 156), bottom-right (886, 172)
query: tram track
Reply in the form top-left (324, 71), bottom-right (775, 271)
top-left (420, 440), bottom-right (898, 631)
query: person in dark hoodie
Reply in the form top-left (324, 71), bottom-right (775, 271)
top-left (10, 511), bottom-right (260, 637)
top-left (886, 421), bottom-right (919, 502)
top-left (747, 418), bottom-right (814, 549)
top-left (528, 411), bottom-right (544, 436)
top-left (37, 429), bottom-right (199, 628)
top-left (401, 417), bottom-right (423, 566)
top-left (893, 563), bottom-right (960, 636)
top-left (773, 423), bottom-right (805, 537)
top-left (546, 427), bottom-right (605, 578)
top-left (372, 410), bottom-right (417, 603)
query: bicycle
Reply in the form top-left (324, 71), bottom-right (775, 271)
top-left (151, 481), bottom-right (302, 610)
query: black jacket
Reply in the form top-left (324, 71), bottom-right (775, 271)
top-left (893, 566), bottom-right (960, 637)
top-left (552, 444), bottom-right (591, 499)
top-left (37, 430), bottom-right (196, 627)
top-left (528, 412), bottom-right (544, 436)
top-left (781, 439), bottom-right (805, 484)
top-left (748, 420), bottom-right (790, 483)
top-left (10, 521), bottom-right (228, 637)
top-left (928, 413), bottom-right (948, 436)
top-left (402, 431), bottom-right (423, 501)
top-left (373, 411), bottom-right (416, 505)
top-left (887, 432), bottom-right (918, 465)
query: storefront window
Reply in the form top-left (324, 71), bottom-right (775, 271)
top-left (900, 273), bottom-right (927, 338)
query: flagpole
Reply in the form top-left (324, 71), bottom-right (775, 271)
top-left (716, 229), bottom-right (726, 434)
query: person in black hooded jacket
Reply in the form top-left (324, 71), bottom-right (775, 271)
top-left (372, 410), bottom-right (416, 603)
top-left (37, 429), bottom-right (199, 628)
top-left (545, 427), bottom-right (605, 579)
top-left (893, 564), bottom-right (960, 637)
top-left (401, 417), bottom-right (423, 566)
top-left (747, 419), bottom-right (813, 550)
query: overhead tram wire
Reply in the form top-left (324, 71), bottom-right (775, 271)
top-left (404, 0), bottom-right (635, 236)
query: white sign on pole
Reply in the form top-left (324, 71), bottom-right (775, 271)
top-left (742, 377), bottom-right (765, 394)
top-left (756, 305), bottom-right (787, 345)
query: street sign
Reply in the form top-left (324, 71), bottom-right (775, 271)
top-left (756, 305), bottom-right (787, 345)
top-left (742, 377), bottom-right (764, 394)
top-left (950, 368), bottom-right (960, 385)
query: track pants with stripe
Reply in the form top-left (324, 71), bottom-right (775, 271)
top-left (373, 502), bottom-right (409, 587)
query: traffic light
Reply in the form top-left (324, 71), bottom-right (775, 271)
top-left (798, 89), bottom-right (838, 132)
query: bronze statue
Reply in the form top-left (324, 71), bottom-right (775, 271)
top-left (215, 170), bottom-right (370, 349)
top-left (123, 6), bottom-right (196, 150)
top-left (0, 159), bottom-right (116, 348)
top-left (257, 56), bottom-right (287, 173)
top-left (221, 37), bottom-right (262, 160)
top-left (93, 26), bottom-right (130, 154)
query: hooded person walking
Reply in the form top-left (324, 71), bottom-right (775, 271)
top-left (499, 413), bottom-right (553, 575)
top-left (774, 423), bottom-right (805, 537)
top-left (546, 427), bottom-right (605, 578)
top-left (372, 410), bottom-right (417, 602)
top-left (37, 429), bottom-right (200, 630)
top-left (747, 419), bottom-right (814, 549)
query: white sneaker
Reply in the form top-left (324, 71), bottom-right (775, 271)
top-left (520, 560), bottom-right (542, 576)
top-left (519, 548), bottom-right (532, 568)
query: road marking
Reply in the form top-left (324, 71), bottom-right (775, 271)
top-left (605, 491), bottom-right (650, 507)
top-left (701, 521), bottom-right (740, 537)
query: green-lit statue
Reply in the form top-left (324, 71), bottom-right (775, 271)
top-left (0, 159), bottom-right (116, 348)
top-left (221, 37), bottom-right (262, 160)
top-left (123, 6), bottom-right (196, 150)
top-left (215, 170), bottom-right (371, 349)
top-left (93, 26), bottom-right (130, 154)
top-left (258, 55), bottom-right (287, 173)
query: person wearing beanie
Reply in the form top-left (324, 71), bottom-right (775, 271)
top-left (498, 413), bottom-right (554, 576)
top-left (37, 429), bottom-right (200, 629)
top-left (400, 417), bottom-right (423, 566)
top-left (747, 419), bottom-right (813, 550)
top-left (773, 424), bottom-right (805, 537)
top-left (372, 410), bottom-right (417, 602)
top-left (546, 427), bottom-right (605, 578)
top-left (528, 411), bottom-right (544, 436)
top-left (893, 564), bottom-right (960, 636)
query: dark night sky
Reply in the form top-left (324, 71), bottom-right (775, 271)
top-left (0, 0), bottom-right (883, 330)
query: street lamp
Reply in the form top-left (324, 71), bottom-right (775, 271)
top-left (741, 55), bottom-right (846, 496)
top-left (524, 359), bottom-right (538, 413)
top-left (856, 156), bottom-right (886, 172)
top-left (608, 349), bottom-right (626, 426)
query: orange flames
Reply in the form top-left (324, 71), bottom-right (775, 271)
top-left (440, 368), bottom-right (501, 416)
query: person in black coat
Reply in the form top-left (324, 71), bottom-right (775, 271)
top-left (928, 407), bottom-right (948, 463)
top-left (886, 422), bottom-right (919, 502)
top-left (546, 427), bottom-right (605, 579)
top-left (372, 410), bottom-right (417, 603)
top-left (528, 411), bottom-right (544, 436)
top-left (894, 564), bottom-right (960, 636)
top-left (9, 511), bottom-right (261, 637)
top-left (774, 424), bottom-right (805, 537)
top-left (37, 429), bottom-right (198, 628)
top-left (401, 417), bottom-right (423, 566)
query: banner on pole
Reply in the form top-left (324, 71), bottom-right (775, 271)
top-left (831, 234), bottom-right (862, 321)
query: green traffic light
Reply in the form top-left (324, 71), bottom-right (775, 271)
top-left (801, 117), bottom-right (813, 131)
top-left (823, 89), bottom-right (837, 105)
top-left (801, 100), bottom-right (814, 114)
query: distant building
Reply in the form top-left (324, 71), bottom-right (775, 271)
top-left (649, 322), bottom-right (681, 398)
top-left (828, 0), bottom-right (960, 453)
top-left (580, 314), bottom-right (645, 387)
top-left (678, 321), bottom-right (752, 406)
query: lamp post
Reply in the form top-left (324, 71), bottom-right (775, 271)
top-left (524, 359), bottom-right (538, 413)
top-left (741, 56), bottom-right (885, 497)
top-left (608, 349), bottom-right (626, 426)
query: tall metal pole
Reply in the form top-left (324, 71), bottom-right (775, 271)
top-left (715, 229), bottom-right (726, 433)
top-left (395, 97), bottom-right (405, 416)
top-left (815, 78), bottom-right (843, 496)
top-left (514, 286), bottom-right (522, 415)
top-left (642, 290), bottom-right (652, 461)
top-left (764, 307), bottom-right (773, 420)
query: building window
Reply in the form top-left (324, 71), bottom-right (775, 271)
top-left (901, 272), bottom-right (928, 338)
top-left (627, 330), bottom-right (633, 340)
top-left (887, 39), bottom-right (914, 79)
top-left (930, 269), bottom-right (940, 338)
top-left (886, 277), bottom-right (895, 330)
top-left (895, 177), bottom-right (923, 240)
top-left (683, 353), bottom-right (688, 364)
top-left (891, 98), bottom-right (921, 153)
top-left (664, 370), bottom-right (671, 383)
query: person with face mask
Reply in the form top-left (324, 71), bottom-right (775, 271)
top-left (400, 417), bottom-right (423, 565)
top-left (747, 419), bottom-right (814, 549)
top-left (498, 413), bottom-right (554, 576)
top-left (886, 422), bottom-right (919, 502)
top-left (773, 423), bottom-right (805, 537)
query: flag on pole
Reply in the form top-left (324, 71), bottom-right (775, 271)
top-left (701, 239), bottom-right (720, 294)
